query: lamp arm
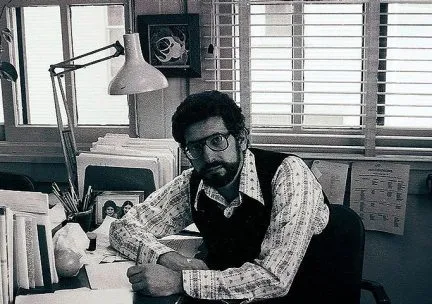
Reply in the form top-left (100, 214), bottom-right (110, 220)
top-left (49, 41), bottom-right (124, 77)
top-left (48, 40), bottom-right (124, 190)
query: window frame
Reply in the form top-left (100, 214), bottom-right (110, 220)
top-left (0, 0), bottom-right (134, 153)
top-left (204, 0), bottom-right (432, 158)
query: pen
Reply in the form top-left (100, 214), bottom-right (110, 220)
top-left (135, 242), bottom-right (143, 265)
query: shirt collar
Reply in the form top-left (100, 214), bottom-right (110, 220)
top-left (193, 149), bottom-right (264, 210)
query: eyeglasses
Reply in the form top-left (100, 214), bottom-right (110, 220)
top-left (184, 132), bottom-right (231, 159)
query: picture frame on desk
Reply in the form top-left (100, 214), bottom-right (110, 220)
top-left (137, 13), bottom-right (201, 78)
top-left (94, 191), bottom-right (144, 225)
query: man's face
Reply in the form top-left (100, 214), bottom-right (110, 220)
top-left (184, 116), bottom-right (246, 188)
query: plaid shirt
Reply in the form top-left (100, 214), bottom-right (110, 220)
top-left (109, 149), bottom-right (329, 301)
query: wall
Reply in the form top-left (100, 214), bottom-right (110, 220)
top-left (134, 0), bottom-right (211, 140)
top-left (361, 194), bottom-right (432, 304)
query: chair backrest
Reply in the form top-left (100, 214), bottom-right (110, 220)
top-left (0, 172), bottom-right (35, 191)
top-left (285, 204), bottom-right (365, 304)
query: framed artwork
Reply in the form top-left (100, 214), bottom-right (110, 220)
top-left (94, 191), bottom-right (145, 225)
top-left (137, 14), bottom-right (201, 78)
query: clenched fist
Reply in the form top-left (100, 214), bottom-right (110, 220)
top-left (127, 263), bottom-right (183, 296)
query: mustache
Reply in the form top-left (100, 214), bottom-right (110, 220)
top-left (202, 162), bottom-right (224, 171)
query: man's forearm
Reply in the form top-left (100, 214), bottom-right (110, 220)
top-left (109, 221), bottom-right (174, 264)
top-left (158, 251), bottom-right (209, 271)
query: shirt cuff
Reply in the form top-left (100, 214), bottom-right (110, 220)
top-left (182, 269), bottom-right (218, 299)
top-left (140, 241), bottom-right (176, 264)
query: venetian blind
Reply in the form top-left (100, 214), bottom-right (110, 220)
top-left (201, 0), bottom-right (432, 157)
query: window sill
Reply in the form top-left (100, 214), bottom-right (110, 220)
top-left (0, 141), bottom-right (91, 163)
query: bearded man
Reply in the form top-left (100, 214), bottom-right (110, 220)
top-left (109, 90), bottom-right (329, 303)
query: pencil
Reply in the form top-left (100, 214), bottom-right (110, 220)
top-left (135, 242), bottom-right (143, 265)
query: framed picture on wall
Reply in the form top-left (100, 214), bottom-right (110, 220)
top-left (137, 14), bottom-right (201, 78)
top-left (94, 191), bottom-right (145, 225)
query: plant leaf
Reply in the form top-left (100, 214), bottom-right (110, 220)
top-left (1, 28), bottom-right (13, 43)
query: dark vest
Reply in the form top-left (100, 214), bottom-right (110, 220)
top-left (189, 148), bottom-right (297, 270)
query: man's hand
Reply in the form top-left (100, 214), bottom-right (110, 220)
top-left (127, 264), bottom-right (183, 296)
top-left (158, 251), bottom-right (209, 271)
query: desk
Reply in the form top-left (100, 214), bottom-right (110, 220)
top-left (16, 267), bottom-right (183, 304)
top-left (16, 234), bottom-right (206, 304)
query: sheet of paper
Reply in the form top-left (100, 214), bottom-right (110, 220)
top-left (15, 288), bottom-right (134, 304)
top-left (85, 261), bottom-right (134, 290)
top-left (311, 160), bottom-right (349, 205)
top-left (182, 223), bottom-right (200, 234)
top-left (159, 235), bottom-right (203, 258)
top-left (83, 216), bottom-right (126, 265)
top-left (349, 162), bottom-right (410, 235)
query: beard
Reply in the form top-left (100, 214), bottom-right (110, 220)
top-left (197, 145), bottom-right (243, 188)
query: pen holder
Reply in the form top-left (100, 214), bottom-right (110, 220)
top-left (69, 209), bottom-right (93, 232)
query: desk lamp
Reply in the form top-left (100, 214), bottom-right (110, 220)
top-left (49, 33), bottom-right (168, 192)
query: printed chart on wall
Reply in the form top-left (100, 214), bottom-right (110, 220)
top-left (311, 160), bottom-right (349, 205)
top-left (349, 162), bottom-right (410, 235)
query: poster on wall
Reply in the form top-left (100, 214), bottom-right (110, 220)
top-left (349, 162), bottom-right (410, 235)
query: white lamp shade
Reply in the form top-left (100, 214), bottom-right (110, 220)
top-left (109, 33), bottom-right (168, 95)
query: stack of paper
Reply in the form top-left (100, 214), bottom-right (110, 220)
top-left (0, 190), bottom-right (58, 303)
top-left (76, 134), bottom-right (180, 197)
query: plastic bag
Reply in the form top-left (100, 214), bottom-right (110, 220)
top-left (52, 223), bottom-right (88, 277)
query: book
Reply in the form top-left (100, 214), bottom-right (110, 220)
top-left (0, 190), bottom-right (58, 298)
top-left (14, 214), bottom-right (29, 290)
top-left (0, 206), bottom-right (8, 304)
top-left (30, 222), bottom-right (43, 287)
top-left (5, 208), bottom-right (14, 303)
top-left (24, 218), bottom-right (35, 289)
top-left (37, 225), bottom-right (52, 290)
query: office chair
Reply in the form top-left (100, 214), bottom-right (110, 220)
top-left (0, 172), bottom-right (35, 191)
top-left (284, 203), bottom-right (390, 304)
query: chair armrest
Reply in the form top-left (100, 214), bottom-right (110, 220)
top-left (361, 279), bottom-right (391, 304)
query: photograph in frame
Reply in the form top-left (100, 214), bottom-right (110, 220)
top-left (94, 191), bottom-right (144, 225)
top-left (137, 14), bottom-right (201, 77)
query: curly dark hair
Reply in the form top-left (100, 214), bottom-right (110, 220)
top-left (172, 90), bottom-right (246, 147)
top-left (102, 200), bottom-right (117, 219)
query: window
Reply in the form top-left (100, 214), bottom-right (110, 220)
top-left (204, 0), bottom-right (432, 157)
top-left (0, 0), bottom-right (130, 147)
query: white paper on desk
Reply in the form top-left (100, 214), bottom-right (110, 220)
top-left (85, 261), bottom-right (134, 290)
top-left (349, 162), bottom-right (410, 235)
top-left (82, 216), bottom-right (122, 265)
top-left (48, 202), bottom-right (67, 228)
top-left (311, 160), bottom-right (349, 205)
top-left (15, 288), bottom-right (134, 304)
top-left (159, 235), bottom-right (203, 258)
top-left (92, 215), bottom-right (117, 237)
